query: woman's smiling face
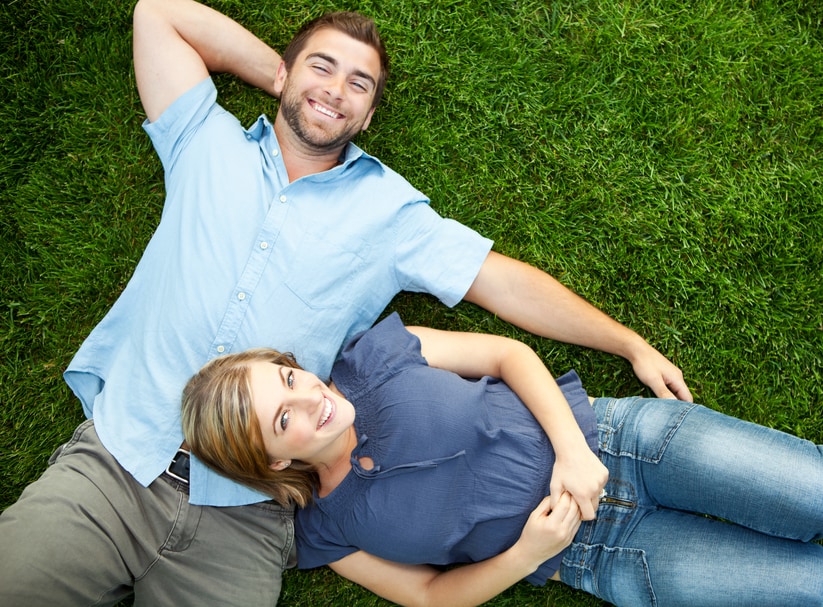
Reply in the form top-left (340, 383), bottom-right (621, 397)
top-left (248, 361), bottom-right (355, 470)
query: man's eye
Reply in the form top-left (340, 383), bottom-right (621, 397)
top-left (280, 410), bottom-right (290, 431)
top-left (287, 371), bottom-right (294, 389)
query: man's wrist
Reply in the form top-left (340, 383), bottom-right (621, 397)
top-left (616, 330), bottom-right (655, 365)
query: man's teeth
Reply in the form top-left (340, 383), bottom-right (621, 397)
top-left (318, 398), bottom-right (332, 428)
top-left (313, 104), bottom-right (340, 118)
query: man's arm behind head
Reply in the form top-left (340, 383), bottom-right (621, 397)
top-left (133, 0), bottom-right (281, 123)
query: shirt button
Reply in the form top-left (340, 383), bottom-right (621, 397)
top-left (237, 292), bottom-right (246, 301)
top-left (272, 149), bottom-right (279, 156)
top-left (279, 195), bottom-right (287, 203)
top-left (216, 345), bottom-right (225, 353)
top-left (260, 241), bottom-right (269, 249)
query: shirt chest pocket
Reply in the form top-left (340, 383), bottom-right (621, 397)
top-left (283, 232), bottom-right (370, 310)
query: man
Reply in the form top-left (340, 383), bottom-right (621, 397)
top-left (0, 0), bottom-right (691, 605)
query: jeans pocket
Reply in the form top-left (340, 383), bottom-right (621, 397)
top-left (561, 542), bottom-right (656, 607)
top-left (596, 397), bottom-right (697, 464)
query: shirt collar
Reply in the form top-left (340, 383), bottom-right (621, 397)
top-left (245, 115), bottom-right (385, 176)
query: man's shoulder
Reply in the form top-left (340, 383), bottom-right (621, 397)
top-left (345, 144), bottom-right (428, 202)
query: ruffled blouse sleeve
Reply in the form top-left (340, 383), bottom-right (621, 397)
top-left (330, 312), bottom-right (425, 400)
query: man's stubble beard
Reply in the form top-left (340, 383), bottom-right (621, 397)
top-left (278, 83), bottom-right (364, 154)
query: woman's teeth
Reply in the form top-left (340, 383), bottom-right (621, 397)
top-left (318, 397), bottom-right (333, 428)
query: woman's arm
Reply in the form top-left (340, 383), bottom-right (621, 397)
top-left (330, 493), bottom-right (581, 607)
top-left (407, 325), bottom-right (608, 519)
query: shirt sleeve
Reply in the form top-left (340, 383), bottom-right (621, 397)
top-left (331, 313), bottom-right (425, 401)
top-left (295, 504), bottom-right (359, 569)
top-left (141, 77), bottom-right (223, 173)
top-left (393, 203), bottom-right (493, 308)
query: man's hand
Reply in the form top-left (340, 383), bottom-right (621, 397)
top-left (630, 345), bottom-right (693, 402)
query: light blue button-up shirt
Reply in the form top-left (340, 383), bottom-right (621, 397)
top-left (64, 78), bottom-right (492, 506)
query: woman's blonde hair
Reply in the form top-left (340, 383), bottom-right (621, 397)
top-left (181, 348), bottom-right (318, 507)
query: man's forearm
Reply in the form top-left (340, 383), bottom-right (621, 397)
top-left (465, 251), bottom-right (692, 400)
top-left (135, 0), bottom-right (281, 96)
top-left (464, 251), bottom-right (645, 357)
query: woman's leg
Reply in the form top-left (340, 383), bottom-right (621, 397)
top-left (606, 397), bottom-right (823, 540)
top-left (562, 508), bottom-right (823, 607)
top-left (560, 397), bottom-right (823, 607)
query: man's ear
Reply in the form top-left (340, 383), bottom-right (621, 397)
top-left (269, 459), bottom-right (291, 471)
top-left (273, 61), bottom-right (287, 98)
top-left (361, 106), bottom-right (376, 132)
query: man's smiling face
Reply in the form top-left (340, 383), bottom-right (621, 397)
top-left (275, 28), bottom-right (379, 154)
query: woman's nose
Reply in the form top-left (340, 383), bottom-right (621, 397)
top-left (290, 388), bottom-right (320, 412)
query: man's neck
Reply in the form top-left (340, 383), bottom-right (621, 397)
top-left (273, 116), bottom-right (348, 182)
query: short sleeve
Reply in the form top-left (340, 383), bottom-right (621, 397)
top-left (295, 505), bottom-right (358, 569)
top-left (142, 77), bottom-right (223, 172)
top-left (394, 204), bottom-right (493, 307)
top-left (330, 313), bottom-right (425, 401)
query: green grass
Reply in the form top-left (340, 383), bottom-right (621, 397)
top-left (1, 0), bottom-right (821, 605)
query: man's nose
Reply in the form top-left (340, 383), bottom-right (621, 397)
top-left (324, 75), bottom-right (346, 99)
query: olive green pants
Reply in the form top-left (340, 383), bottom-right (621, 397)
top-left (0, 420), bottom-right (296, 606)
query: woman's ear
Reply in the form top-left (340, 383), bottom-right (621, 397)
top-left (270, 459), bottom-right (291, 471)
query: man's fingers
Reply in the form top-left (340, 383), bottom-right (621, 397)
top-left (668, 379), bottom-right (694, 402)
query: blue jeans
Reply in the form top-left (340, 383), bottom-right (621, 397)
top-left (560, 397), bottom-right (823, 607)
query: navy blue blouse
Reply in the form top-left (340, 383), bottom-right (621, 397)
top-left (296, 313), bottom-right (599, 585)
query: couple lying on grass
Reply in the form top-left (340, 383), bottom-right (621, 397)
top-left (184, 312), bottom-right (823, 607)
top-left (3, 0), bottom-right (819, 604)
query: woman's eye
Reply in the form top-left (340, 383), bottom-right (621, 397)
top-left (280, 410), bottom-right (290, 431)
top-left (287, 371), bottom-right (294, 389)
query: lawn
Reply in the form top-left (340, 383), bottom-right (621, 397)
top-left (1, 0), bottom-right (821, 605)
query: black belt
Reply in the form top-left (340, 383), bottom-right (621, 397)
top-left (165, 448), bottom-right (190, 484)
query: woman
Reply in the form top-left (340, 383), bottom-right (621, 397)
top-left (182, 313), bottom-right (823, 607)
